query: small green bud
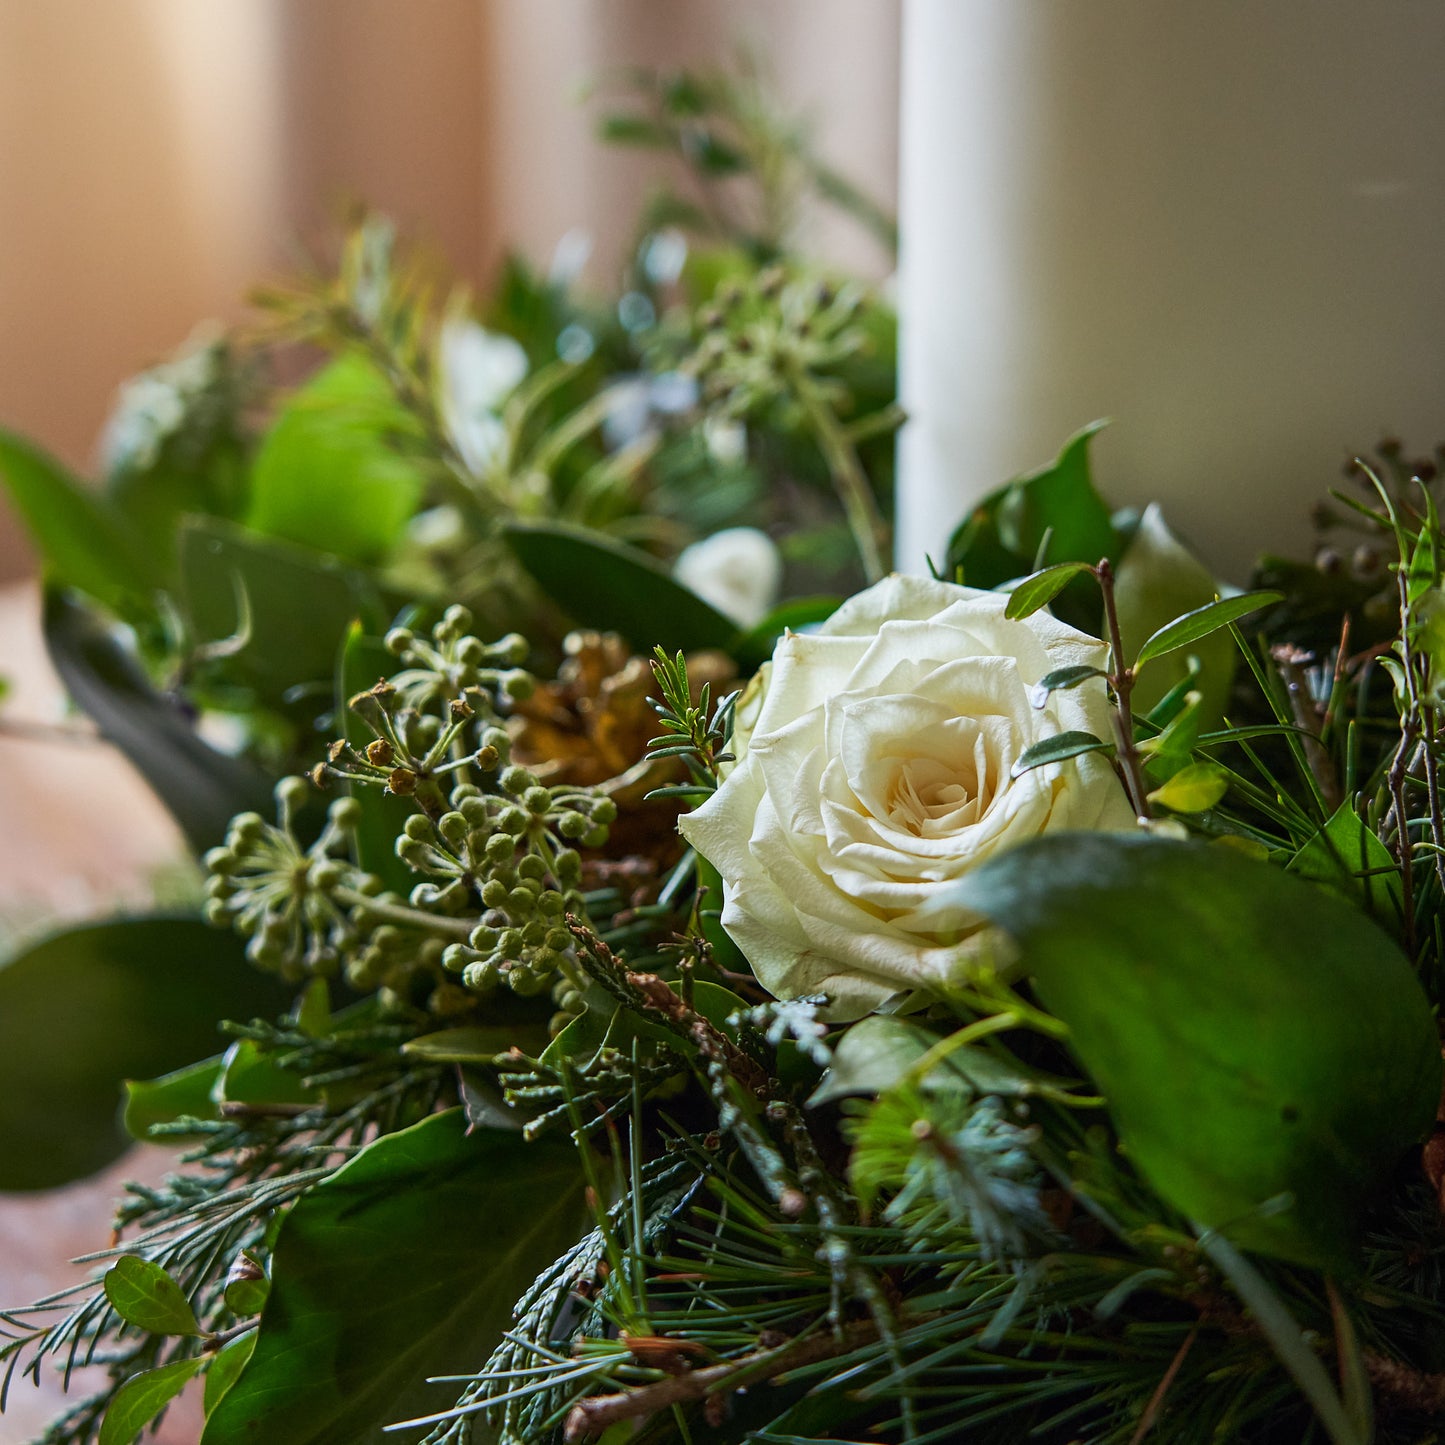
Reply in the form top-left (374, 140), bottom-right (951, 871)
top-left (537, 891), bottom-right (565, 917)
top-left (480, 878), bottom-right (510, 909)
top-left (497, 928), bottom-right (524, 960)
top-left (443, 604), bottom-right (473, 633)
top-left (581, 825), bottom-right (608, 849)
top-left (205, 874), bottom-right (234, 901)
top-left (438, 811), bottom-right (468, 846)
top-left (545, 927), bottom-right (573, 952)
top-left (523, 786), bottom-right (552, 816)
top-left (463, 960), bottom-right (498, 993)
top-left (500, 765), bottom-right (533, 795)
top-left (590, 797), bottom-right (618, 825)
top-left (516, 853), bottom-right (547, 882)
top-left (469, 925), bottom-right (499, 952)
top-left (457, 636), bottom-right (486, 667)
top-left (385, 627), bottom-right (414, 655)
top-left (553, 849), bottom-right (581, 885)
top-left (275, 776), bottom-right (310, 813)
top-left (509, 887), bottom-right (538, 914)
top-left (442, 942), bottom-right (471, 973)
top-left (499, 633), bottom-right (528, 665)
top-left (310, 859), bottom-right (344, 891)
top-left (506, 966), bottom-right (549, 997)
top-left (502, 670), bottom-right (534, 701)
top-left (204, 846), bottom-right (237, 875)
top-left (230, 813), bottom-right (265, 844)
top-left (558, 811), bottom-right (587, 840)
top-left (328, 796), bottom-right (363, 831)
top-left (521, 918), bottom-right (548, 947)
top-left (204, 899), bottom-right (232, 927)
top-left (403, 814), bottom-right (434, 842)
top-left (498, 806), bottom-right (529, 836)
top-left (484, 832), bottom-right (515, 865)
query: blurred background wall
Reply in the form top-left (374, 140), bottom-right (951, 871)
top-left (0, 0), bottom-right (900, 581)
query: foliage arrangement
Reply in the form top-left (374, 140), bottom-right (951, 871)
top-left (2, 62), bottom-right (1445, 1445)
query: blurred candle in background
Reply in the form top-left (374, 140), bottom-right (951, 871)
top-left (896, 1), bottom-right (1445, 582)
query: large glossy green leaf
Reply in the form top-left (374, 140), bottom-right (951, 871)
top-left (44, 587), bottom-right (273, 853)
top-left (938, 834), bottom-right (1440, 1268)
top-left (246, 355), bottom-right (426, 564)
top-left (502, 519), bottom-right (739, 654)
top-left (0, 915), bottom-right (289, 1189)
top-left (0, 429), bottom-right (156, 616)
top-left (180, 516), bottom-right (379, 707)
top-left (202, 1110), bottom-right (586, 1445)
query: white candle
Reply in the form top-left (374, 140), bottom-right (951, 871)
top-left (897, 2), bottom-right (1445, 582)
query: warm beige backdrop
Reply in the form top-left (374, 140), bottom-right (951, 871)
top-left (0, 0), bottom-right (900, 579)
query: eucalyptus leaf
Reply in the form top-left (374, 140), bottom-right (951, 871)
top-left (939, 834), bottom-right (1440, 1268)
top-left (502, 519), bottom-right (739, 654)
top-left (0, 915), bottom-right (288, 1189)
top-left (1134, 590), bottom-right (1283, 669)
top-left (1009, 730), bottom-right (1111, 778)
top-left (104, 1257), bottom-right (201, 1337)
top-left (201, 1110), bottom-right (586, 1445)
top-left (99, 1356), bottom-right (203, 1445)
top-left (44, 587), bottom-right (273, 853)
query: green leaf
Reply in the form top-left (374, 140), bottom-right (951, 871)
top-left (939, 834), bottom-right (1441, 1267)
top-left (1114, 502), bottom-right (1235, 718)
top-left (123, 1057), bottom-right (225, 1141)
top-left (502, 519), bottom-right (739, 654)
top-left (401, 1025), bottom-right (539, 1065)
top-left (246, 355), bottom-right (426, 564)
top-left (44, 587), bottom-right (273, 853)
top-left (0, 429), bottom-right (156, 616)
top-left (203, 1334), bottom-right (256, 1419)
top-left (213, 1040), bottom-right (319, 1111)
top-left (1009, 730), bottom-right (1111, 778)
top-left (201, 1110), bottom-right (586, 1445)
top-left (1004, 562), bottom-right (1095, 620)
top-left (1134, 590), bottom-right (1283, 669)
top-left (1288, 803), bottom-right (1402, 921)
top-left (1028, 664), bottom-right (1109, 708)
top-left (104, 1257), bottom-right (201, 1336)
top-left (810, 1015), bottom-right (1079, 1108)
top-left (224, 1254), bottom-right (271, 1318)
top-left (1147, 760), bottom-right (1229, 813)
top-left (0, 915), bottom-right (289, 1189)
top-left (180, 515), bottom-right (378, 707)
top-left (99, 1357), bottom-right (203, 1445)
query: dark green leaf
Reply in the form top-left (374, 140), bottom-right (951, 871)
top-left (0, 429), bottom-right (156, 615)
top-left (246, 355), bottom-right (426, 565)
top-left (104, 1257), bottom-right (201, 1336)
top-left (203, 1334), bottom-right (256, 1419)
top-left (202, 1110), bottom-right (586, 1445)
top-left (401, 1026), bottom-right (540, 1065)
top-left (939, 834), bottom-right (1441, 1267)
top-left (44, 587), bottom-right (272, 853)
top-left (181, 515), bottom-right (378, 707)
top-left (596, 114), bottom-right (674, 149)
top-left (1009, 730), bottom-right (1110, 778)
top-left (1028, 664), bottom-right (1109, 707)
top-left (503, 519), bottom-right (738, 654)
top-left (0, 915), bottom-right (289, 1189)
top-left (1134, 590), bottom-right (1283, 669)
top-left (99, 1357), bottom-right (203, 1445)
top-left (213, 1040), bottom-right (319, 1110)
top-left (1288, 804), bottom-right (1402, 920)
top-left (1004, 562), bottom-right (1095, 620)
top-left (123, 1057), bottom-right (225, 1141)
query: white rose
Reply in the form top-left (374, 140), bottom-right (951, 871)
top-left (673, 527), bottom-right (783, 630)
top-left (679, 575), bottom-right (1137, 1020)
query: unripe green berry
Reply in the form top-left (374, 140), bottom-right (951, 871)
top-left (502, 670), bottom-right (533, 701)
top-left (310, 859), bottom-right (344, 891)
top-left (498, 806), bottom-right (529, 836)
top-left (484, 832), bottom-right (515, 865)
top-left (276, 776), bottom-right (310, 812)
top-left (385, 627), bottom-right (414, 655)
top-left (500, 766), bottom-right (533, 795)
top-left (403, 814), bottom-right (434, 842)
top-left (328, 797), bottom-right (363, 831)
top-left (469, 925), bottom-right (499, 952)
top-left (581, 825), bottom-right (608, 849)
top-left (463, 960), bottom-right (499, 994)
top-left (480, 878), bottom-right (510, 909)
top-left (517, 853), bottom-right (546, 882)
top-left (590, 798), bottom-right (618, 825)
top-left (523, 786), bottom-right (552, 816)
top-left (204, 899), bottom-right (232, 927)
top-left (438, 811), bottom-right (468, 846)
top-left (204, 846), bottom-right (238, 876)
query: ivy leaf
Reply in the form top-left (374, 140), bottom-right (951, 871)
top-left (1134, 590), bottom-right (1283, 669)
top-left (940, 833), bottom-right (1441, 1268)
top-left (201, 1110), bottom-right (586, 1445)
top-left (99, 1357), bottom-right (203, 1445)
top-left (104, 1257), bottom-right (201, 1336)
top-left (0, 915), bottom-right (288, 1189)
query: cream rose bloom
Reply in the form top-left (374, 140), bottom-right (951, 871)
top-left (679, 575), bottom-right (1137, 1019)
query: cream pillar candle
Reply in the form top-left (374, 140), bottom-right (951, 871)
top-left (896, 2), bottom-right (1445, 582)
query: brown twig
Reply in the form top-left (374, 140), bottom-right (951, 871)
top-left (1095, 559), bottom-right (1151, 819)
top-left (563, 1318), bottom-right (882, 1441)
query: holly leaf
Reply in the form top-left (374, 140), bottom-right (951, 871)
top-left (201, 1110), bottom-right (586, 1445)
